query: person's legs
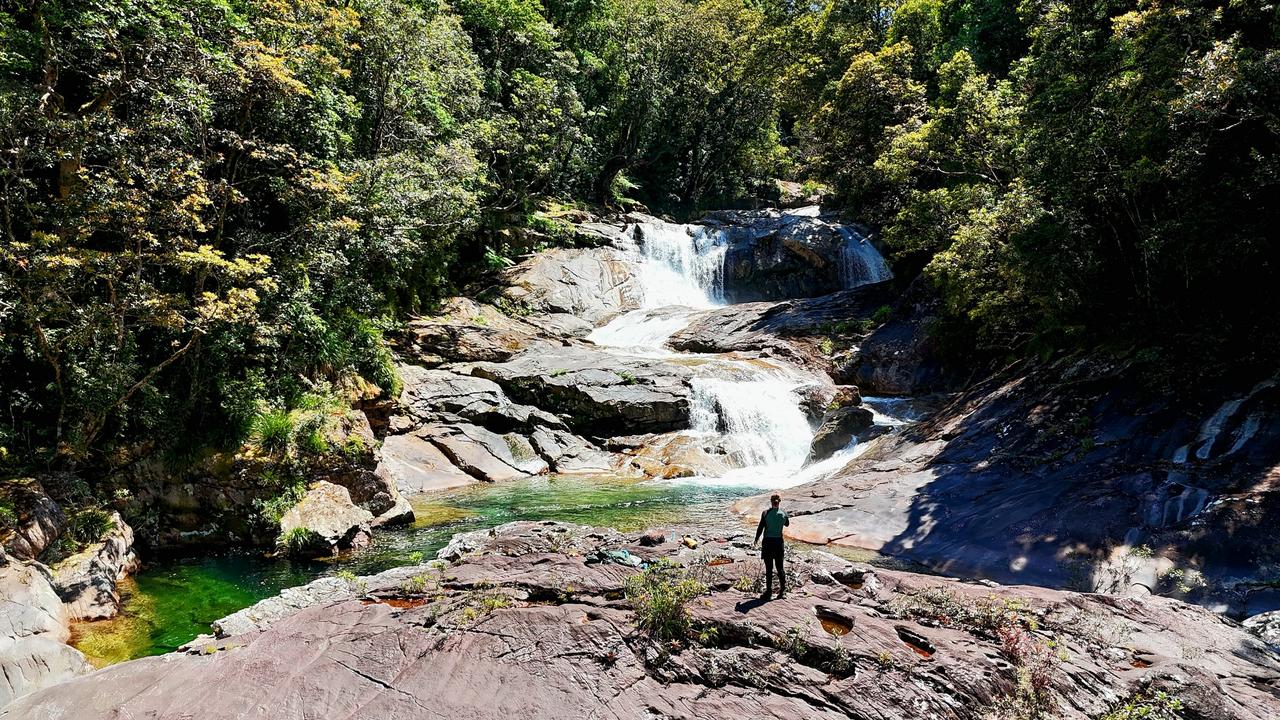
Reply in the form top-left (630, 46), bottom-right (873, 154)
top-left (772, 553), bottom-right (786, 597)
top-left (761, 552), bottom-right (773, 598)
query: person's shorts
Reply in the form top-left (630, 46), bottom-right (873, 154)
top-left (761, 537), bottom-right (784, 560)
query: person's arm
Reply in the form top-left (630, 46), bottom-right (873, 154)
top-left (754, 510), bottom-right (767, 545)
top-left (784, 512), bottom-right (790, 527)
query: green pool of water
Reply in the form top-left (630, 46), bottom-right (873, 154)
top-left (71, 474), bottom-right (758, 666)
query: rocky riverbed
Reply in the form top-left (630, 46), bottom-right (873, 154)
top-left (5, 206), bottom-right (1280, 715)
top-left (5, 521), bottom-right (1278, 719)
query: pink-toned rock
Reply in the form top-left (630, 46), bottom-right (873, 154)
top-left (8, 522), bottom-right (1278, 720)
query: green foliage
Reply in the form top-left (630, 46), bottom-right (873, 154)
top-left (624, 559), bottom-right (706, 642)
top-left (1101, 689), bottom-right (1185, 720)
top-left (66, 508), bottom-right (114, 544)
top-left (255, 478), bottom-right (307, 527)
top-left (279, 527), bottom-right (324, 557)
top-left (251, 411), bottom-right (296, 455)
top-left (3, 0), bottom-right (1275, 472)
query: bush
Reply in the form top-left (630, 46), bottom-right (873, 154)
top-left (279, 527), bottom-right (324, 557)
top-left (67, 508), bottom-right (115, 544)
top-left (1101, 689), bottom-right (1184, 720)
top-left (255, 481), bottom-right (306, 527)
top-left (251, 410), bottom-right (295, 454)
top-left (624, 559), bottom-right (706, 642)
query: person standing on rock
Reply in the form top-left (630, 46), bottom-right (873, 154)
top-left (754, 494), bottom-right (789, 600)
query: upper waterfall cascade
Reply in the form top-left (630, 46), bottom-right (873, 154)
top-left (588, 208), bottom-right (904, 488)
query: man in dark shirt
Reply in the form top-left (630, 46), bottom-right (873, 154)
top-left (753, 493), bottom-right (789, 600)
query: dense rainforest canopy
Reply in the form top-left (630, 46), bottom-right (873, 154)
top-left (0, 0), bottom-right (1276, 468)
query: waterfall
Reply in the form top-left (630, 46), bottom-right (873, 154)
top-left (588, 209), bottom-right (912, 488)
top-left (837, 227), bottom-right (893, 288)
top-left (689, 376), bottom-right (814, 469)
top-left (633, 221), bottom-right (726, 308)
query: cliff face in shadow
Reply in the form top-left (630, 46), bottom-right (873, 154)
top-left (737, 355), bottom-right (1280, 616)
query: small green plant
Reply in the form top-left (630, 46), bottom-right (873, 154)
top-left (616, 370), bottom-right (638, 385)
top-left (477, 592), bottom-right (512, 613)
top-left (876, 650), bottom-right (896, 669)
top-left (827, 637), bottom-right (854, 676)
top-left (342, 434), bottom-right (368, 460)
top-left (550, 368), bottom-right (570, 378)
top-left (871, 304), bottom-right (894, 324)
top-left (300, 427), bottom-right (328, 455)
top-left (483, 246), bottom-right (514, 270)
top-left (1100, 689), bottom-right (1184, 720)
top-left (625, 559), bottom-right (706, 642)
top-left (251, 409), bottom-right (294, 453)
top-left (255, 481), bottom-right (306, 526)
top-left (400, 573), bottom-right (430, 595)
top-left (406, 551), bottom-right (425, 564)
top-left (67, 508), bottom-right (114, 544)
top-left (696, 625), bottom-right (720, 646)
top-left (819, 337), bottom-right (835, 356)
top-left (279, 527), bottom-right (323, 556)
top-left (779, 622), bottom-right (810, 657)
top-left (0, 500), bottom-right (18, 531)
top-left (334, 569), bottom-right (368, 593)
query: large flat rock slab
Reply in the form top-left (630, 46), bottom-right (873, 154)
top-left (8, 522), bottom-right (1278, 720)
top-left (496, 246), bottom-right (642, 325)
top-left (472, 346), bottom-right (693, 435)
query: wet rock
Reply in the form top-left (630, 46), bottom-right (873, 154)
top-left (701, 208), bottom-right (891, 302)
top-left (668, 283), bottom-right (895, 370)
top-left (12, 521), bottom-right (1279, 720)
top-left (376, 433), bottom-right (476, 494)
top-left (0, 477), bottom-right (66, 561)
top-left (472, 346), bottom-right (692, 435)
top-left (807, 405), bottom-right (876, 462)
top-left (51, 512), bottom-right (140, 621)
top-left (278, 482), bottom-right (373, 557)
top-left (0, 559), bottom-right (91, 707)
top-left (495, 246), bottom-right (642, 324)
top-left (612, 433), bottom-right (746, 479)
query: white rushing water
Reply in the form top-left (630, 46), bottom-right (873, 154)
top-left (837, 226), bottom-right (893, 288)
top-left (588, 212), bottom-right (906, 489)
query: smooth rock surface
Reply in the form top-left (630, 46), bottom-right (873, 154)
top-left (737, 361), bottom-right (1280, 607)
top-left (51, 512), bottom-right (140, 621)
top-left (8, 522), bottom-right (1278, 720)
top-left (401, 297), bottom-right (576, 365)
top-left (496, 246), bottom-right (642, 324)
top-left (395, 365), bottom-right (565, 432)
top-left (376, 433), bottom-right (477, 494)
top-left (669, 283), bottom-right (895, 370)
top-left (278, 482), bottom-right (374, 555)
top-left (0, 560), bottom-right (91, 707)
top-left (472, 346), bottom-right (693, 435)
top-left (0, 478), bottom-right (65, 561)
top-left (807, 405), bottom-right (876, 462)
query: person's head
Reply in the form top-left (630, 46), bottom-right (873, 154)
top-left (770, 494), bottom-right (781, 508)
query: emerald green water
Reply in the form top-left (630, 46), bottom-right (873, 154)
top-left (71, 475), bottom-right (757, 666)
